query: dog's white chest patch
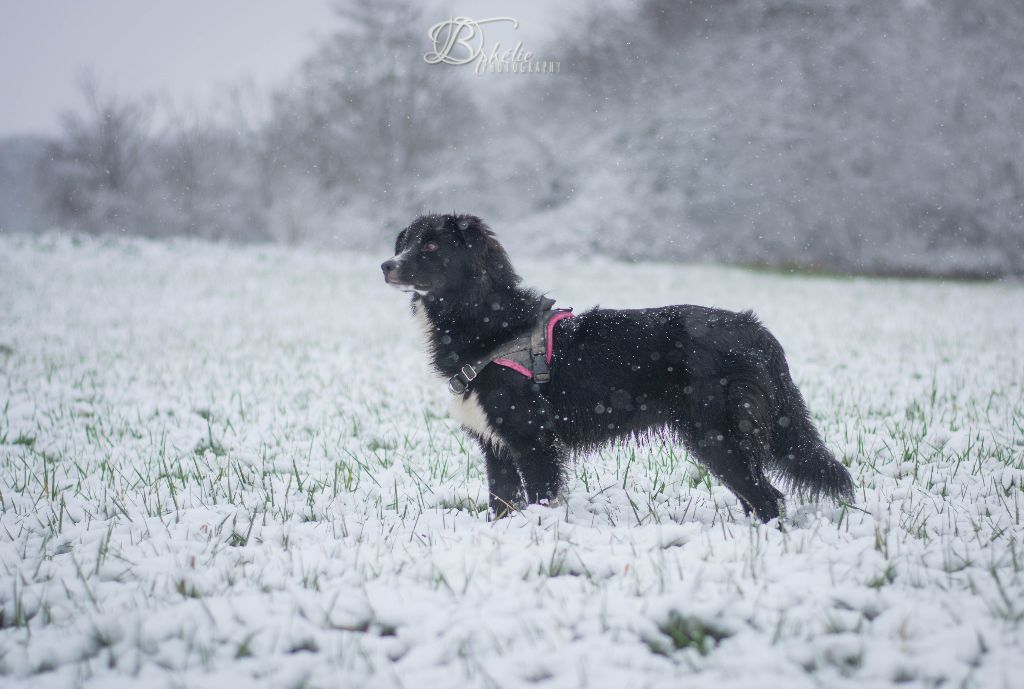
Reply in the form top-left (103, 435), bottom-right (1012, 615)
top-left (412, 302), bottom-right (436, 355)
top-left (412, 301), bottom-right (502, 446)
top-left (412, 302), bottom-right (448, 382)
top-left (452, 391), bottom-right (502, 447)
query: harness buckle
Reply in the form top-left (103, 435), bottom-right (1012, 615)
top-left (447, 363), bottom-right (478, 395)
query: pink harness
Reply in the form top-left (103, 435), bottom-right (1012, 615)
top-left (446, 303), bottom-right (575, 394)
top-left (493, 310), bottom-right (574, 378)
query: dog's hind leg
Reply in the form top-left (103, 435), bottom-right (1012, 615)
top-left (482, 442), bottom-right (522, 518)
top-left (673, 373), bottom-right (784, 521)
top-left (676, 420), bottom-right (783, 522)
top-left (694, 437), bottom-right (783, 522)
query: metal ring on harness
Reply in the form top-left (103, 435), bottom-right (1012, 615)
top-left (447, 363), bottom-right (478, 395)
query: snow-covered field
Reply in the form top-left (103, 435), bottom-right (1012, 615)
top-left (1, 234), bottom-right (1022, 689)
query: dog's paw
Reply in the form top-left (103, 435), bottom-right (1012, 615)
top-left (487, 502), bottom-right (518, 520)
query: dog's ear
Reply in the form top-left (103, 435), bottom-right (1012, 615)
top-left (451, 215), bottom-right (487, 248)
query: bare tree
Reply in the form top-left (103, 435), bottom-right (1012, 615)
top-left (270, 0), bottom-right (480, 226)
top-left (46, 74), bottom-right (153, 233)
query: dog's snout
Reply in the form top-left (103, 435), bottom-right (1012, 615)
top-left (381, 259), bottom-right (398, 275)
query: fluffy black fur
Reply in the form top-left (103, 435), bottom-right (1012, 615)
top-left (382, 213), bottom-right (855, 522)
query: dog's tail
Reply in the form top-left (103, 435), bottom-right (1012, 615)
top-left (765, 339), bottom-right (855, 504)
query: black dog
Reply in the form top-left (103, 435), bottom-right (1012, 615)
top-left (383, 214), bottom-right (854, 522)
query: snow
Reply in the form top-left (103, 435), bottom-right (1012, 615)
top-left (1, 233), bottom-right (1023, 688)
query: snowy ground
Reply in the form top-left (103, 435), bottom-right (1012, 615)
top-left (1, 234), bottom-right (1022, 689)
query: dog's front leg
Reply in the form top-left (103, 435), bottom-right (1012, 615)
top-left (481, 441), bottom-right (522, 518)
top-left (514, 438), bottom-right (564, 506)
top-left (475, 386), bottom-right (565, 511)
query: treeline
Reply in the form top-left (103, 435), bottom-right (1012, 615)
top-left (1, 0), bottom-right (1021, 276)
top-left (533, 0), bottom-right (1024, 276)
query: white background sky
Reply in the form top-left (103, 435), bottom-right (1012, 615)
top-left (0, 0), bottom-right (574, 137)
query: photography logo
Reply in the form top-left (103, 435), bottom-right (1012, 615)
top-left (424, 17), bottom-right (561, 75)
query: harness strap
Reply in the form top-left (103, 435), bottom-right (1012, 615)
top-left (530, 315), bottom-right (550, 383)
top-left (447, 300), bottom-right (574, 395)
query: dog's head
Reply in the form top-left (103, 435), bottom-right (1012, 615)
top-left (381, 214), bottom-right (516, 297)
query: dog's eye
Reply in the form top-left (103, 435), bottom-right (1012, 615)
top-left (422, 242), bottom-right (439, 253)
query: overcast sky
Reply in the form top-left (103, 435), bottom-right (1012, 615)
top-left (0, 1), bottom-right (573, 137)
